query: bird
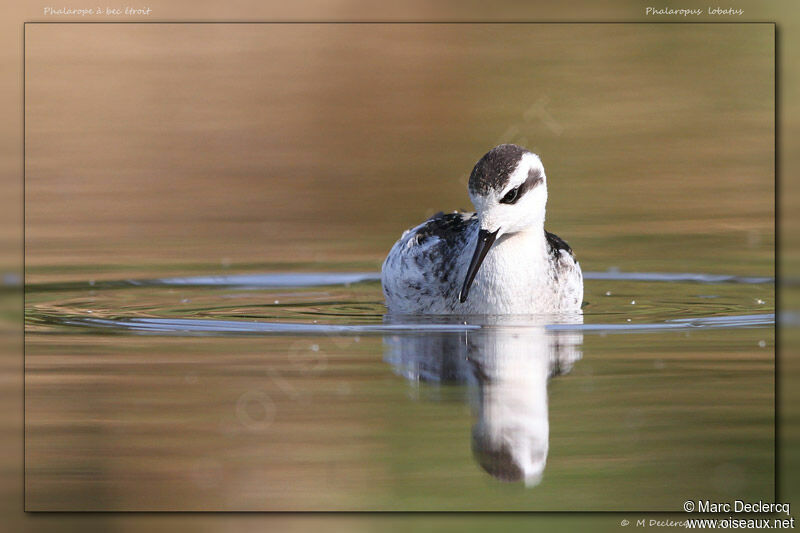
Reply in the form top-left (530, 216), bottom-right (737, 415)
top-left (381, 144), bottom-right (583, 315)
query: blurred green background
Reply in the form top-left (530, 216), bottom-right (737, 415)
top-left (24, 23), bottom-right (772, 281)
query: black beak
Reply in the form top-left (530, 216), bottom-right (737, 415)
top-left (458, 229), bottom-right (499, 303)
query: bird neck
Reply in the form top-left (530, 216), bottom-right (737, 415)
top-left (504, 223), bottom-right (548, 251)
top-left (491, 224), bottom-right (549, 271)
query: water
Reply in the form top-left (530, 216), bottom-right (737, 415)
top-left (24, 270), bottom-right (774, 510)
top-left (27, 271), bottom-right (773, 336)
top-left (23, 23), bottom-right (774, 510)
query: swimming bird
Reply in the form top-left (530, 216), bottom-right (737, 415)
top-left (381, 144), bottom-right (583, 315)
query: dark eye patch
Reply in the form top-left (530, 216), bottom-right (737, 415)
top-left (500, 187), bottom-right (519, 204)
top-left (499, 168), bottom-right (543, 205)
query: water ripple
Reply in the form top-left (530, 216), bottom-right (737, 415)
top-left (24, 269), bottom-right (774, 292)
top-left (31, 312), bottom-right (774, 337)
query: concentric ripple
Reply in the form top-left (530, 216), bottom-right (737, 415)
top-left (24, 270), bottom-right (774, 337)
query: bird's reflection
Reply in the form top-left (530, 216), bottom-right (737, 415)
top-left (383, 315), bottom-right (582, 486)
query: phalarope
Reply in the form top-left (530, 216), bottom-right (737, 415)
top-left (381, 144), bottom-right (583, 314)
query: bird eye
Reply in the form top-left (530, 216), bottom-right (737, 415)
top-left (500, 187), bottom-right (520, 204)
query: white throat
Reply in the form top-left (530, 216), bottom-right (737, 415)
top-left (462, 228), bottom-right (551, 314)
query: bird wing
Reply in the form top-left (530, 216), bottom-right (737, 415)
top-left (545, 230), bottom-right (584, 310)
top-left (382, 211), bottom-right (477, 313)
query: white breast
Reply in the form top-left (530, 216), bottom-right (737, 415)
top-left (461, 231), bottom-right (581, 314)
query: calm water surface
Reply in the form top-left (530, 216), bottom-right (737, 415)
top-left (25, 270), bottom-right (774, 510)
top-left (24, 23), bottom-right (774, 510)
